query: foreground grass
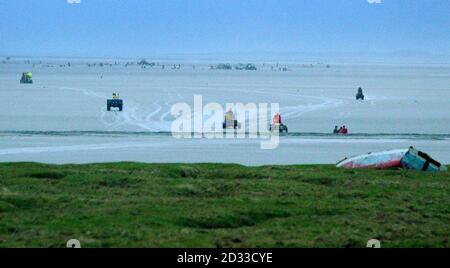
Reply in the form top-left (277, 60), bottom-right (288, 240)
top-left (0, 162), bottom-right (448, 248)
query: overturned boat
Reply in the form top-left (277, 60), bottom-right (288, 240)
top-left (336, 149), bottom-right (407, 169)
top-left (401, 147), bottom-right (447, 172)
top-left (336, 147), bottom-right (447, 172)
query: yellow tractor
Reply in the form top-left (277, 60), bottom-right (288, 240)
top-left (20, 72), bottom-right (33, 84)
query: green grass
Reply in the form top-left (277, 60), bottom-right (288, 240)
top-left (0, 162), bottom-right (449, 248)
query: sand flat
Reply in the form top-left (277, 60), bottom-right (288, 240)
top-left (1, 60), bottom-right (449, 164)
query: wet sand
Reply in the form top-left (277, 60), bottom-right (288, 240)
top-left (0, 60), bottom-right (449, 164)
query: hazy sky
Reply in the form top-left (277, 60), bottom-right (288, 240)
top-left (1, 0), bottom-right (450, 58)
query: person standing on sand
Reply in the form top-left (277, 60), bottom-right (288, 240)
top-left (333, 126), bottom-right (339, 134)
top-left (342, 126), bottom-right (349, 135)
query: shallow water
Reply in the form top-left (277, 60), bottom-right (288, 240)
top-left (1, 60), bottom-right (449, 164)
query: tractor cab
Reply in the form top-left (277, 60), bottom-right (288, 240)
top-left (20, 72), bottom-right (33, 84)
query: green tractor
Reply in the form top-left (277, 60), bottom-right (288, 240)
top-left (20, 72), bottom-right (33, 84)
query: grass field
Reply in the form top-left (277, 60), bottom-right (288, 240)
top-left (0, 162), bottom-right (448, 248)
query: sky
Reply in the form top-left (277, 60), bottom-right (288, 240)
top-left (1, 0), bottom-right (450, 59)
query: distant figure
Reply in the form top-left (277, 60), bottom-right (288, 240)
top-left (333, 126), bottom-right (339, 134)
top-left (356, 87), bottom-right (364, 100)
top-left (342, 125), bottom-right (349, 135)
top-left (338, 126), bottom-right (344, 134)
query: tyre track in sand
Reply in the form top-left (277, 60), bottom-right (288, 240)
top-left (51, 85), bottom-right (359, 132)
top-left (51, 86), bottom-right (178, 131)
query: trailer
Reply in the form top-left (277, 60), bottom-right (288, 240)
top-left (222, 119), bottom-right (241, 129)
top-left (270, 123), bottom-right (288, 133)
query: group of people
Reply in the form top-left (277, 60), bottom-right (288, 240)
top-left (333, 125), bottom-right (349, 135)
